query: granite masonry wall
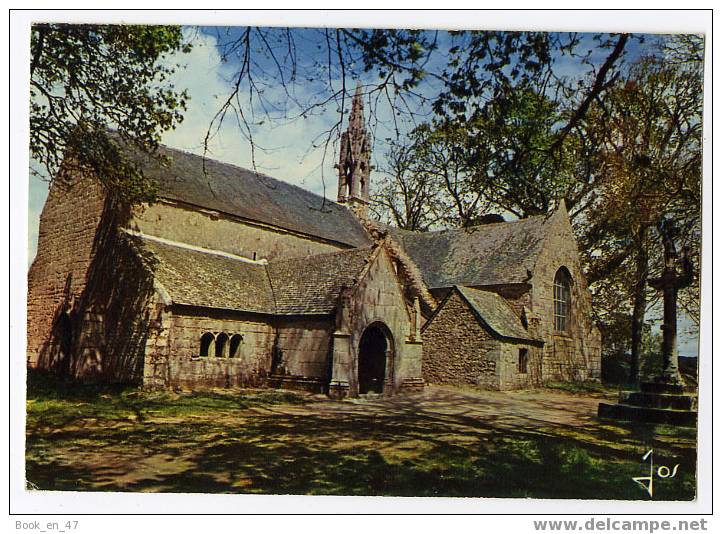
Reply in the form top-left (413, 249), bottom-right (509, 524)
top-left (274, 317), bottom-right (335, 379)
top-left (158, 309), bottom-right (275, 389)
top-left (27, 169), bottom-right (111, 373)
top-left (354, 250), bottom-right (423, 394)
top-left (27, 168), bottom-right (167, 383)
top-left (144, 308), bottom-right (336, 391)
top-left (529, 207), bottom-right (602, 382)
top-left (70, 230), bottom-right (161, 383)
top-left (422, 291), bottom-right (499, 387)
top-left (421, 291), bottom-right (541, 389)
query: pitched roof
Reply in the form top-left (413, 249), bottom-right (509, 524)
top-left (455, 286), bottom-right (540, 343)
top-left (131, 235), bottom-right (276, 314)
top-left (267, 247), bottom-right (374, 315)
top-left (391, 216), bottom-right (550, 288)
top-left (129, 233), bottom-right (373, 316)
top-left (125, 143), bottom-right (372, 248)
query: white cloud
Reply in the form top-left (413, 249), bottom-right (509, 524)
top-left (160, 28), bottom-right (346, 198)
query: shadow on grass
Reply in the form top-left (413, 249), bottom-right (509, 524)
top-left (26, 368), bottom-right (136, 401)
top-left (26, 383), bottom-right (697, 500)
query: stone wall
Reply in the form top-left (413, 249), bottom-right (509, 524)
top-left (421, 291), bottom-right (541, 389)
top-left (158, 308), bottom-right (276, 389)
top-left (27, 167), bottom-right (166, 384)
top-left (141, 294), bottom-right (174, 389)
top-left (353, 249), bottom-right (423, 394)
top-left (130, 200), bottom-right (345, 262)
top-left (27, 169), bottom-right (110, 372)
top-left (70, 230), bottom-right (162, 383)
top-left (143, 308), bottom-right (336, 391)
top-left (530, 205), bottom-right (602, 382)
top-left (497, 342), bottom-right (542, 390)
top-left (422, 291), bottom-right (500, 387)
top-left (274, 317), bottom-right (335, 379)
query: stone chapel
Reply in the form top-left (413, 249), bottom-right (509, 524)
top-left (27, 88), bottom-right (602, 397)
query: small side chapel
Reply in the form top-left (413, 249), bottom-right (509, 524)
top-left (27, 87), bottom-right (601, 396)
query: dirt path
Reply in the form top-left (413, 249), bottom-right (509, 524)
top-left (257, 386), bottom-right (612, 427)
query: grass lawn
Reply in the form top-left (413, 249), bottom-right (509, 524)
top-left (25, 373), bottom-right (697, 499)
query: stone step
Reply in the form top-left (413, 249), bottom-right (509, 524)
top-left (598, 402), bottom-right (697, 427)
top-left (639, 382), bottom-right (687, 395)
top-left (619, 391), bottom-right (697, 411)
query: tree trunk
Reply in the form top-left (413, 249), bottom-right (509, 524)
top-left (629, 227), bottom-right (649, 385)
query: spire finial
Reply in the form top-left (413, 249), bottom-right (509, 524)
top-left (335, 82), bottom-right (372, 215)
top-left (348, 82), bottom-right (365, 133)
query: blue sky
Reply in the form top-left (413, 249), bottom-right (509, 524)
top-left (26, 26), bottom-right (700, 356)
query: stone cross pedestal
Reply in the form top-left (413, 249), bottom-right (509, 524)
top-left (598, 218), bottom-right (697, 427)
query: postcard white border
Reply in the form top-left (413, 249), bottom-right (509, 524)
top-left (6, 5), bottom-right (714, 520)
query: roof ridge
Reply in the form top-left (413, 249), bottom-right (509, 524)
top-left (123, 229), bottom-right (268, 265)
top-left (266, 245), bottom-right (375, 264)
top-left (156, 142), bottom-right (345, 210)
top-left (398, 215), bottom-right (547, 237)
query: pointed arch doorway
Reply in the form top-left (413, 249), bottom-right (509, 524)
top-left (358, 323), bottom-right (394, 394)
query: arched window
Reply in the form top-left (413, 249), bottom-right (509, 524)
top-left (229, 334), bottom-right (243, 358)
top-left (215, 333), bottom-right (229, 358)
top-left (553, 268), bottom-right (572, 332)
top-left (200, 333), bottom-right (214, 357)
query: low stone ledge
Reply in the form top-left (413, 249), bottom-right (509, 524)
top-left (266, 374), bottom-right (326, 394)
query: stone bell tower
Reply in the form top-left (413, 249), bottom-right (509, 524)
top-left (336, 84), bottom-right (371, 216)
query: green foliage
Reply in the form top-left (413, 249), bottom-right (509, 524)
top-left (30, 24), bottom-right (191, 203)
top-left (371, 88), bottom-right (567, 228)
top-left (369, 31), bottom-right (632, 226)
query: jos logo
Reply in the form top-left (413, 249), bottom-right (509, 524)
top-left (632, 449), bottom-right (680, 498)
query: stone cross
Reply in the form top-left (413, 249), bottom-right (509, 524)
top-left (647, 218), bottom-right (694, 386)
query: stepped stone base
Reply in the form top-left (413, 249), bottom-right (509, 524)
top-left (639, 382), bottom-right (688, 395)
top-left (598, 382), bottom-right (697, 427)
top-left (618, 391), bottom-right (696, 411)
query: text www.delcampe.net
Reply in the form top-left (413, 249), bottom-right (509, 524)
top-left (533, 518), bottom-right (709, 533)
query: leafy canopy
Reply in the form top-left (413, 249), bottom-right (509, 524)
top-left (30, 24), bottom-right (191, 203)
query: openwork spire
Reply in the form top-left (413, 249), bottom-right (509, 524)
top-left (336, 84), bottom-right (371, 215)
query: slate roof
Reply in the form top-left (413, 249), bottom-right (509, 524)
top-left (455, 286), bottom-right (540, 343)
top-left (132, 236), bottom-right (276, 314)
top-left (267, 247), bottom-right (374, 315)
top-left (130, 233), bottom-right (373, 316)
top-left (390, 216), bottom-right (550, 288)
top-left (125, 143), bottom-right (372, 248)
